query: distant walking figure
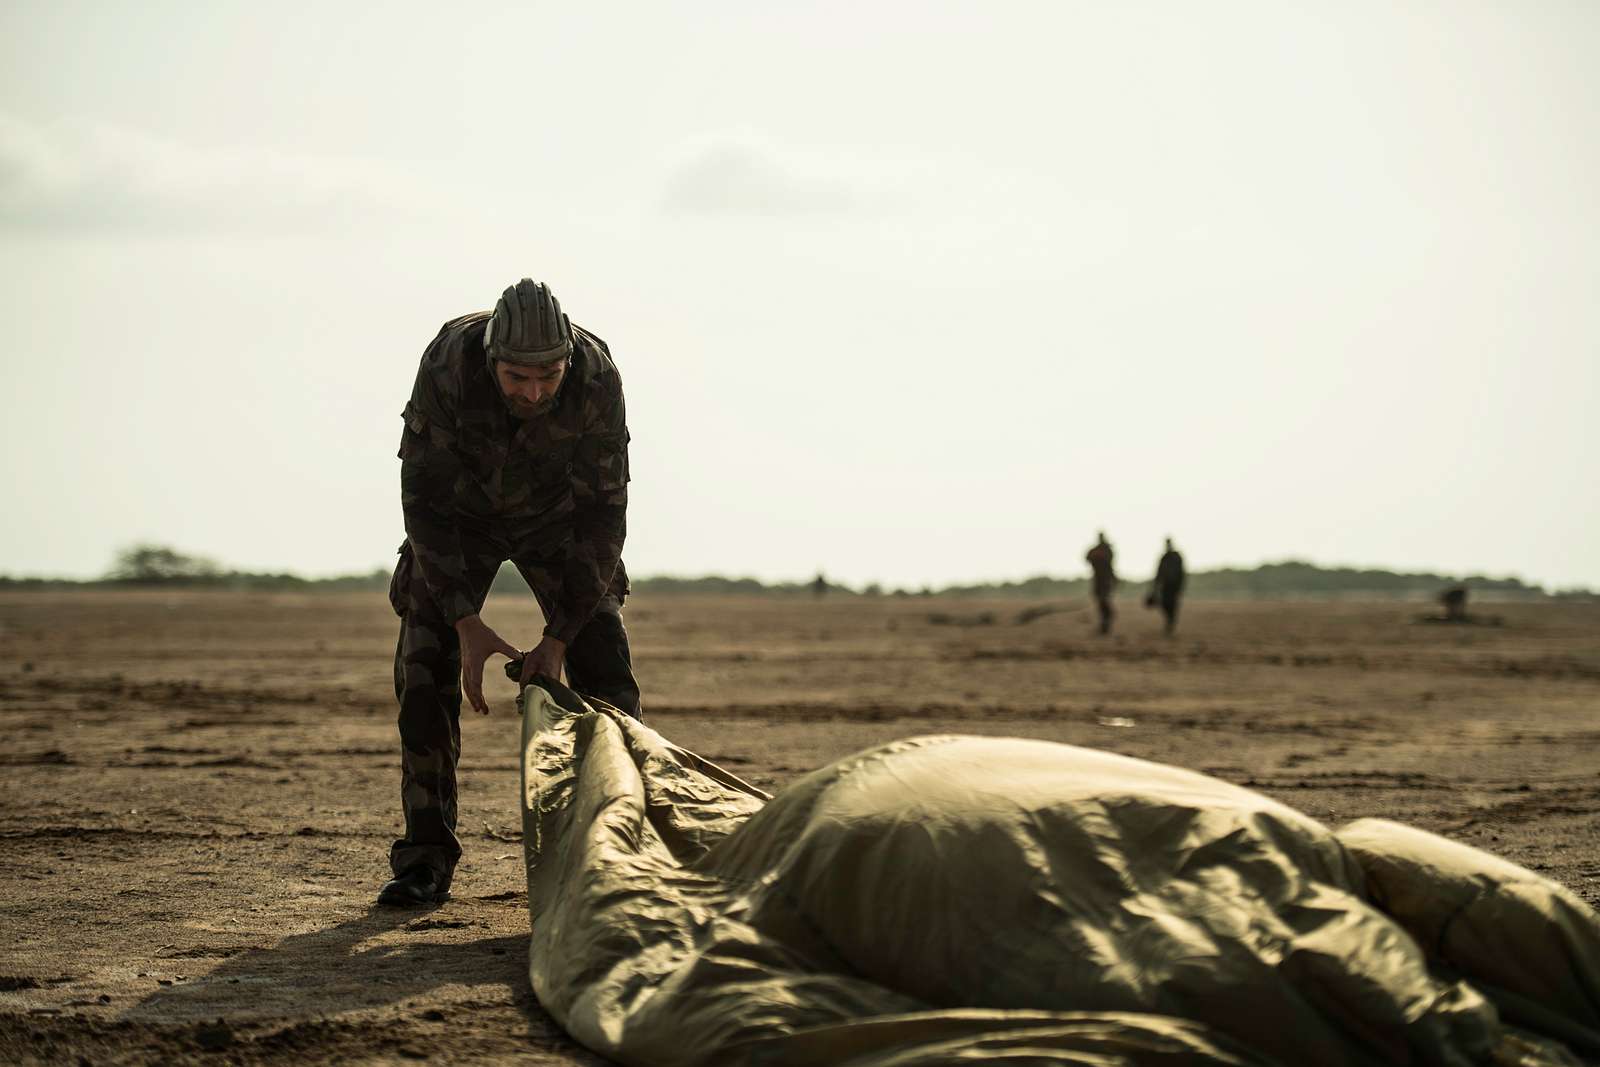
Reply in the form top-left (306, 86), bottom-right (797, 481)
top-left (1440, 586), bottom-right (1468, 623)
top-left (1085, 532), bottom-right (1117, 635)
top-left (1150, 538), bottom-right (1186, 636)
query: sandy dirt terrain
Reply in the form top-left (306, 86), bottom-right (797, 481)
top-left (1, 590), bottom-right (1597, 1065)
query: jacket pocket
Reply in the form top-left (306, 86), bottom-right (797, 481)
top-left (388, 541), bottom-right (412, 616)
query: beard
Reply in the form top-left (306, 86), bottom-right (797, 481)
top-left (505, 395), bottom-right (556, 420)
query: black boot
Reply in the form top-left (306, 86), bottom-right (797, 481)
top-left (377, 863), bottom-right (450, 906)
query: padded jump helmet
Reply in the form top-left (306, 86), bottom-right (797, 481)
top-left (485, 279), bottom-right (573, 366)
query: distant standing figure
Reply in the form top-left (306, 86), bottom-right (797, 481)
top-left (812, 572), bottom-right (828, 598)
top-left (1085, 532), bottom-right (1117, 635)
top-left (1440, 586), bottom-right (1468, 623)
top-left (1151, 538), bottom-right (1186, 636)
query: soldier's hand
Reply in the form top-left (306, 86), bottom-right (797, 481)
top-left (454, 614), bottom-right (520, 715)
top-left (518, 636), bottom-right (567, 688)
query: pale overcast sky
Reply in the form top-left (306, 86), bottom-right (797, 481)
top-left (2, 1), bottom-right (1596, 589)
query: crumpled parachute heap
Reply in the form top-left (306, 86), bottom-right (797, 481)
top-left (518, 681), bottom-right (1600, 1067)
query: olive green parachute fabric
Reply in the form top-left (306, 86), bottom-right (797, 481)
top-left (517, 681), bottom-right (1600, 1067)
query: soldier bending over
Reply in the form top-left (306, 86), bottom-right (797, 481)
top-left (381, 279), bottom-right (639, 907)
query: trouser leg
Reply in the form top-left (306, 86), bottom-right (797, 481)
top-left (390, 614), bottom-right (463, 883)
top-left (1096, 592), bottom-right (1114, 634)
top-left (565, 598), bottom-right (642, 719)
top-left (515, 557), bottom-right (642, 720)
top-left (388, 540), bottom-right (501, 884)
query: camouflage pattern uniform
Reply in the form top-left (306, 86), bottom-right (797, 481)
top-left (387, 311), bottom-right (638, 887)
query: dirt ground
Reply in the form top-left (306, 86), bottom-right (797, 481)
top-left (1, 590), bottom-right (1597, 1065)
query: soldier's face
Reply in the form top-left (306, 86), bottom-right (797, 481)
top-left (494, 359), bottom-right (568, 418)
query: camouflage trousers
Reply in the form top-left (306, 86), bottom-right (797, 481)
top-left (387, 537), bottom-right (640, 885)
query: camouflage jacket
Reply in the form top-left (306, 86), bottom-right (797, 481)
top-left (398, 311), bottom-right (629, 643)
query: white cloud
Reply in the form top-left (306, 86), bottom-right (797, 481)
top-left (0, 114), bottom-right (426, 232)
top-left (657, 132), bottom-right (898, 218)
top-left (650, 130), bottom-right (1142, 280)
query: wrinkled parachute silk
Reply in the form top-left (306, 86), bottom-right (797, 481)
top-left (518, 682), bottom-right (1600, 1067)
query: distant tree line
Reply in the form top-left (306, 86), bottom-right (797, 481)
top-left (613, 561), bottom-right (1589, 601)
top-left (0, 545), bottom-right (1591, 600)
top-left (0, 543), bottom-right (388, 592)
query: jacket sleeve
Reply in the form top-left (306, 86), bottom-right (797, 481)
top-left (543, 380), bottom-right (629, 644)
top-left (398, 354), bottom-right (478, 624)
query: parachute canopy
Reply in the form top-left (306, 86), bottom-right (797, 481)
top-left (518, 681), bottom-right (1600, 1067)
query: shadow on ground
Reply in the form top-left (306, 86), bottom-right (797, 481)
top-left (124, 904), bottom-right (536, 1024)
